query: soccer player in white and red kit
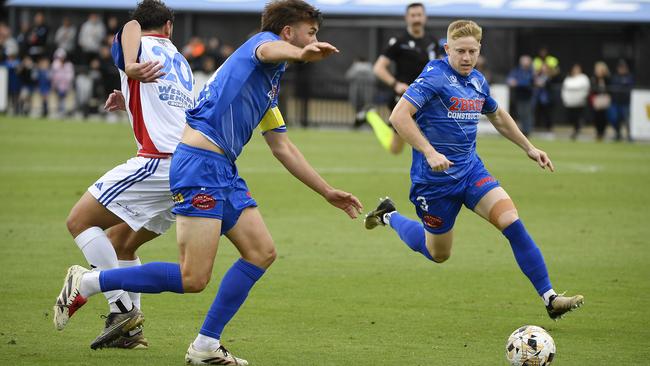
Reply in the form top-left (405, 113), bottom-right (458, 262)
top-left (58, 0), bottom-right (193, 349)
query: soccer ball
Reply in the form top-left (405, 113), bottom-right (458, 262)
top-left (505, 325), bottom-right (556, 366)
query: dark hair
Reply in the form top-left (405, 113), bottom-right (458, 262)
top-left (261, 0), bottom-right (323, 35)
top-left (406, 2), bottom-right (424, 12)
top-left (131, 0), bottom-right (174, 31)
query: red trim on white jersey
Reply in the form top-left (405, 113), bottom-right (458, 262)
top-left (142, 33), bottom-right (169, 39)
top-left (127, 78), bottom-right (166, 157)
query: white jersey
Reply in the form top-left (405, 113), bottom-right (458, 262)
top-left (112, 29), bottom-right (194, 158)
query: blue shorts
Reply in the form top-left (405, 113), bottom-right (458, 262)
top-left (409, 159), bottom-right (500, 234)
top-left (170, 143), bottom-right (257, 235)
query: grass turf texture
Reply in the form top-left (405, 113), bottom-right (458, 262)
top-left (1, 117), bottom-right (649, 365)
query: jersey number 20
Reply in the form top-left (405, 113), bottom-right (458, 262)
top-left (151, 46), bottom-right (193, 93)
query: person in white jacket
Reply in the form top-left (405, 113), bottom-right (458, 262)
top-left (561, 63), bottom-right (590, 140)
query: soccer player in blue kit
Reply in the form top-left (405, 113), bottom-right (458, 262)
top-left (364, 20), bottom-right (584, 320)
top-left (54, 1), bottom-right (363, 364)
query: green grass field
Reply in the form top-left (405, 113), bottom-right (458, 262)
top-left (1, 117), bottom-right (649, 365)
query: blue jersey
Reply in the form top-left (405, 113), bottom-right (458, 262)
top-left (402, 57), bottom-right (498, 184)
top-left (186, 32), bottom-right (287, 162)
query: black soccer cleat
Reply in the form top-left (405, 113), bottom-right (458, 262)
top-left (90, 307), bottom-right (145, 350)
top-left (364, 197), bottom-right (396, 230)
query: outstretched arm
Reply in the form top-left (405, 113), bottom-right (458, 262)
top-left (486, 106), bottom-right (554, 172)
top-left (389, 98), bottom-right (453, 172)
top-left (263, 131), bottom-right (363, 218)
top-left (256, 41), bottom-right (339, 64)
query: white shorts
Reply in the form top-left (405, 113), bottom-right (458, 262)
top-left (88, 157), bottom-right (174, 234)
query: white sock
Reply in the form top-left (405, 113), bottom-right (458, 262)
top-left (118, 258), bottom-right (142, 309)
top-left (74, 227), bottom-right (133, 312)
top-left (383, 212), bottom-right (394, 225)
top-left (193, 334), bottom-right (220, 352)
top-left (542, 289), bottom-right (557, 306)
top-left (79, 270), bottom-right (101, 298)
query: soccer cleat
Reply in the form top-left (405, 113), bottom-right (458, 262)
top-left (185, 343), bottom-right (249, 365)
top-left (546, 293), bottom-right (584, 320)
top-left (364, 197), bottom-right (396, 230)
top-left (90, 307), bottom-right (145, 349)
top-left (53, 265), bottom-right (90, 331)
top-left (102, 325), bottom-right (149, 350)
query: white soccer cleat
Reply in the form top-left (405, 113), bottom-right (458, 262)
top-left (185, 343), bottom-right (249, 365)
top-left (53, 265), bottom-right (90, 330)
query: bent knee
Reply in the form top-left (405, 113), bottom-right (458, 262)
top-left (66, 213), bottom-right (88, 238)
top-left (431, 252), bottom-right (451, 263)
top-left (243, 245), bottom-right (277, 269)
top-left (488, 199), bottom-right (519, 230)
top-left (181, 273), bottom-right (212, 293)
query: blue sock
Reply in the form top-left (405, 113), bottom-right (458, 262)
top-left (200, 258), bottom-right (265, 339)
top-left (502, 220), bottom-right (552, 296)
top-left (389, 212), bottom-right (433, 261)
top-left (99, 262), bottom-right (184, 294)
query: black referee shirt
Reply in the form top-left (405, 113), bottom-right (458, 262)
top-left (382, 31), bottom-right (439, 85)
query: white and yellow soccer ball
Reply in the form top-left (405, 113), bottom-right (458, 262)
top-left (505, 325), bottom-right (556, 366)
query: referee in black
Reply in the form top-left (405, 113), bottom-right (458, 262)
top-left (367, 3), bottom-right (439, 154)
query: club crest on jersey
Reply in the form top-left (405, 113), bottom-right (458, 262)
top-left (192, 193), bottom-right (216, 210)
top-left (469, 77), bottom-right (482, 92)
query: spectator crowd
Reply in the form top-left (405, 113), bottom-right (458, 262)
top-left (0, 12), bottom-right (232, 120)
top-left (0, 12), bottom-right (638, 141)
top-left (507, 47), bottom-right (635, 142)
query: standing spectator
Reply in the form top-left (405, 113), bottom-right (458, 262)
top-left (2, 49), bottom-right (21, 114)
top-left (54, 18), bottom-right (77, 55)
top-left (204, 36), bottom-right (225, 68)
top-left (0, 22), bottom-right (19, 62)
top-left (98, 45), bottom-right (120, 120)
top-left (78, 13), bottom-right (106, 65)
top-left (507, 55), bottom-right (534, 136)
top-left (17, 55), bottom-right (36, 115)
top-left (590, 61), bottom-right (611, 141)
top-left (16, 21), bottom-right (31, 58)
top-left (36, 57), bottom-right (51, 117)
top-left (182, 36), bottom-right (206, 70)
top-left (561, 63), bottom-right (590, 140)
top-left (74, 60), bottom-right (103, 120)
top-left (609, 59), bottom-right (634, 141)
top-left (193, 56), bottom-right (216, 100)
top-left (345, 57), bottom-right (375, 128)
top-left (106, 16), bottom-right (120, 39)
top-left (51, 48), bottom-right (74, 117)
top-left (533, 63), bottom-right (554, 133)
top-left (533, 46), bottom-right (560, 77)
top-left (28, 12), bottom-right (49, 59)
